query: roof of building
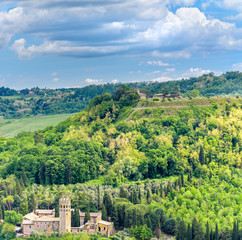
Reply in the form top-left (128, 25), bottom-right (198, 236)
top-left (80, 212), bottom-right (102, 217)
top-left (24, 213), bottom-right (39, 221)
top-left (34, 216), bottom-right (60, 222)
top-left (22, 220), bottom-right (34, 225)
top-left (35, 209), bottom-right (55, 214)
top-left (98, 220), bottom-right (112, 226)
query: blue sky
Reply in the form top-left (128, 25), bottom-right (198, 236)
top-left (0, 0), bottom-right (241, 89)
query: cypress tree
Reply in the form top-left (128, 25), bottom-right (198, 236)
top-left (232, 221), bottom-right (237, 240)
top-left (214, 224), bottom-right (219, 240)
top-left (119, 186), bottom-right (128, 199)
top-left (205, 221), bottom-right (210, 240)
top-left (28, 193), bottom-right (36, 212)
top-left (210, 229), bottom-right (213, 240)
top-left (22, 170), bottom-right (29, 186)
top-left (75, 209), bottom-right (80, 227)
top-left (146, 188), bottom-right (152, 204)
top-left (102, 204), bottom-right (107, 221)
top-left (186, 223), bottom-right (192, 240)
top-left (178, 176), bottom-right (182, 189)
top-left (110, 205), bottom-right (118, 229)
top-left (103, 191), bottom-right (113, 216)
top-left (138, 187), bottom-right (142, 203)
top-left (71, 210), bottom-right (75, 227)
top-left (181, 172), bottom-right (184, 187)
top-left (192, 218), bottom-right (204, 240)
top-left (16, 179), bottom-right (23, 197)
top-left (84, 205), bottom-right (90, 224)
top-left (199, 146), bottom-right (205, 165)
top-left (0, 206), bottom-right (2, 220)
top-left (146, 216), bottom-right (152, 230)
top-left (176, 219), bottom-right (186, 240)
top-left (97, 185), bottom-right (101, 210)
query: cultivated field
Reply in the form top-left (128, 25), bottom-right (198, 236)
top-left (0, 114), bottom-right (75, 138)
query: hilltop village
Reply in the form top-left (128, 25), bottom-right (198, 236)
top-left (21, 198), bottom-right (114, 237)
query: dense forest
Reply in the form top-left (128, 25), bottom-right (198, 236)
top-left (0, 71), bottom-right (241, 119)
top-left (0, 85), bottom-right (241, 239)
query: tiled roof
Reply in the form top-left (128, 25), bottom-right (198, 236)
top-left (35, 209), bottom-right (55, 214)
top-left (98, 220), bottom-right (112, 226)
top-left (34, 216), bottom-right (60, 222)
top-left (80, 212), bottom-right (102, 217)
top-left (24, 213), bottom-right (39, 221)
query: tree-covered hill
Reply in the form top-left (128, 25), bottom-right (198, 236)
top-left (0, 85), bottom-right (241, 239)
top-left (0, 71), bottom-right (241, 119)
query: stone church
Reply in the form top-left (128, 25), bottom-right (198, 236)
top-left (22, 198), bottom-right (114, 237)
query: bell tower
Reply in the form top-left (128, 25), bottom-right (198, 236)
top-left (59, 198), bottom-right (71, 234)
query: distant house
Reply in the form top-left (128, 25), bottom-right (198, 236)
top-left (153, 93), bottom-right (164, 99)
top-left (135, 89), bottom-right (146, 99)
top-left (153, 93), bottom-right (182, 99)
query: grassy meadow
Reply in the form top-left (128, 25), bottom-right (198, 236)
top-left (0, 113), bottom-right (75, 138)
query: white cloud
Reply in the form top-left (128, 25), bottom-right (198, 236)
top-left (112, 79), bottom-right (119, 84)
top-left (181, 68), bottom-right (212, 78)
top-left (152, 50), bottom-right (191, 59)
top-left (10, 38), bottom-right (129, 59)
top-left (166, 68), bottom-right (176, 72)
top-left (232, 63), bottom-right (242, 71)
top-left (223, 0), bottom-right (242, 11)
top-left (151, 76), bottom-right (174, 82)
top-left (147, 60), bottom-right (170, 66)
top-left (0, 1), bottom-right (240, 59)
top-left (51, 72), bottom-right (57, 76)
top-left (85, 78), bottom-right (103, 85)
top-left (52, 77), bottom-right (59, 82)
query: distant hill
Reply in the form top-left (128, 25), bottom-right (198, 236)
top-left (0, 71), bottom-right (241, 119)
top-left (0, 85), bottom-right (241, 236)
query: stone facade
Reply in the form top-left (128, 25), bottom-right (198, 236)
top-left (22, 198), bottom-right (114, 237)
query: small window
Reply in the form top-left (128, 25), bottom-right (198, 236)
top-left (104, 227), bottom-right (106, 230)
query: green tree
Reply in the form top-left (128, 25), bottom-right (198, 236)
top-left (192, 218), bottom-right (204, 240)
top-left (19, 202), bottom-right (28, 216)
top-left (102, 204), bottom-right (108, 221)
top-left (4, 211), bottom-right (23, 225)
top-left (103, 192), bottom-right (112, 217)
top-left (205, 221), bottom-right (210, 240)
top-left (84, 205), bottom-right (90, 224)
top-left (189, 89), bottom-right (200, 98)
top-left (176, 219), bottom-right (186, 240)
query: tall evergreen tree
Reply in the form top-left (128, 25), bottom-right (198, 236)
top-left (146, 188), bottom-right (152, 204)
top-left (232, 221), bottom-right (237, 240)
top-left (181, 172), bottom-right (184, 187)
top-left (15, 180), bottom-right (23, 197)
top-left (103, 191), bottom-right (113, 217)
top-left (75, 209), bottom-right (80, 227)
top-left (214, 224), bottom-right (219, 240)
top-left (192, 218), bottom-right (204, 240)
top-left (102, 204), bottom-right (107, 221)
top-left (111, 205), bottom-right (118, 229)
top-left (176, 219), bottom-right (186, 240)
top-left (84, 205), bottom-right (90, 224)
top-left (205, 221), bottom-right (210, 240)
top-left (186, 223), bottom-right (192, 240)
top-left (119, 186), bottom-right (129, 199)
top-left (199, 146), bottom-right (205, 165)
top-left (22, 170), bottom-right (29, 186)
top-left (97, 185), bottom-right (102, 210)
top-left (28, 193), bottom-right (36, 212)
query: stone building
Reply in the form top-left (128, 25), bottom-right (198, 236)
top-left (22, 198), bottom-right (114, 237)
top-left (135, 89), bottom-right (146, 99)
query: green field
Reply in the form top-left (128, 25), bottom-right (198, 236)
top-left (0, 114), bottom-right (75, 138)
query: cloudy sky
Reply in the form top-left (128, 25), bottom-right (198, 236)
top-left (0, 0), bottom-right (242, 89)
